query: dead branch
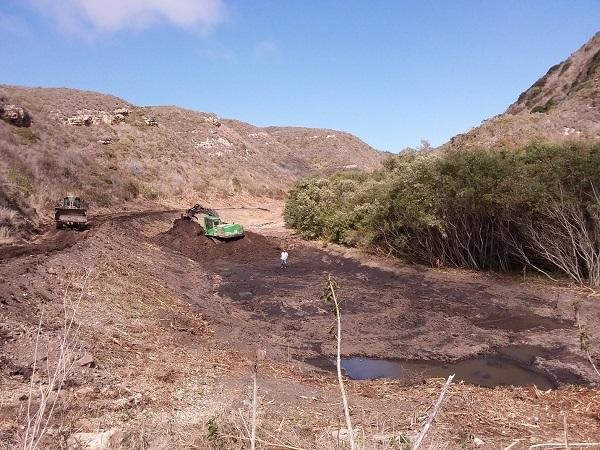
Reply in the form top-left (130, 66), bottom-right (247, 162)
top-left (529, 443), bottom-right (600, 449)
top-left (323, 274), bottom-right (355, 450)
top-left (573, 303), bottom-right (600, 379)
top-left (411, 374), bottom-right (455, 450)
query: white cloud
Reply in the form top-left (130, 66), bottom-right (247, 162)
top-left (0, 12), bottom-right (27, 34)
top-left (197, 46), bottom-right (236, 62)
top-left (253, 40), bottom-right (278, 57)
top-left (29, 0), bottom-right (226, 35)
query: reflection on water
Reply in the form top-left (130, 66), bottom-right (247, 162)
top-left (338, 356), bottom-right (555, 389)
top-left (308, 346), bottom-right (556, 389)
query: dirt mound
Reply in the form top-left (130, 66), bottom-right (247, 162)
top-left (157, 218), bottom-right (280, 262)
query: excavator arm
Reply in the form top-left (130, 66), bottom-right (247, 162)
top-left (183, 204), bottom-right (219, 220)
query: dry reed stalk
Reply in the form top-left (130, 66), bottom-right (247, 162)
top-left (411, 374), bottom-right (455, 450)
top-left (324, 274), bottom-right (355, 450)
top-left (573, 301), bottom-right (600, 379)
top-left (529, 443), bottom-right (600, 449)
top-left (251, 362), bottom-right (258, 450)
top-left (563, 414), bottom-right (569, 450)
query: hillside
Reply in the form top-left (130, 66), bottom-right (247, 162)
top-left (450, 31), bottom-right (600, 148)
top-left (0, 85), bottom-right (382, 241)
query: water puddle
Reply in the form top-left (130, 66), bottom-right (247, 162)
top-left (309, 346), bottom-right (556, 389)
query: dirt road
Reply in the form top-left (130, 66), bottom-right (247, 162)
top-left (0, 209), bottom-right (178, 260)
top-left (1, 209), bottom-right (599, 448)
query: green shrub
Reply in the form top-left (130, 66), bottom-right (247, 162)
top-left (530, 99), bottom-right (554, 114)
top-left (285, 142), bottom-right (600, 285)
top-left (7, 168), bottom-right (34, 195)
top-left (13, 127), bottom-right (39, 144)
top-left (141, 185), bottom-right (159, 200)
top-left (231, 177), bottom-right (242, 194)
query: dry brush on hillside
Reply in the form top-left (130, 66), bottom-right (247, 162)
top-left (0, 85), bottom-right (382, 243)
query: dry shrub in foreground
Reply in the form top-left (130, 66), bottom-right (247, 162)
top-left (21, 271), bottom-right (90, 450)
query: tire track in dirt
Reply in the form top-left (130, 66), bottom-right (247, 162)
top-left (0, 209), bottom-right (178, 261)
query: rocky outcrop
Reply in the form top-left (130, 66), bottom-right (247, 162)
top-left (448, 32), bottom-right (600, 148)
top-left (112, 107), bottom-right (130, 123)
top-left (203, 114), bottom-right (221, 127)
top-left (0, 104), bottom-right (31, 127)
top-left (143, 116), bottom-right (158, 126)
top-left (65, 107), bottom-right (132, 126)
top-left (67, 429), bottom-right (126, 449)
top-left (67, 115), bottom-right (92, 126)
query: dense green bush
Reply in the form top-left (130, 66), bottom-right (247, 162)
top-left (285, 142), bottom-right (600, 286)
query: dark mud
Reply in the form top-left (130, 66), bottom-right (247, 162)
top-left (157, 218), bottom-right (279, 262)
top-left (154, 218), bottom-right (592, 385)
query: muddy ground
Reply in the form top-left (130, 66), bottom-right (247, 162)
top-left (1, 209), bottom-right (600, 449)
top-left (156, 218), bottom-right (596, 386)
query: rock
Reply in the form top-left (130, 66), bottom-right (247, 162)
top-left (204, 115), bottom-right (221, 127)
top-left (194, 136), bottom-right (233, 149)
top-left (473, 437), bottom-right (485, 446)
top-left (237, 291), bottom-right (254, 300)
top-left (0, 104), bottom-right (31, 127)
top-left (143, 116), bottom-right (158, 126)
top-left (76, 386), bottom-right (96, 397)
top-left (67, 115), bottom-right (92, 126)
top-left (98, 138), bottom-right (114, 145)
top-left (67, 430), bottom-right (126, 449)
top-left (113, 107), bottom-right (130, 116)
top-left (100, 113), bottom-right (123, 125)
top-left (372, 432), bottom-right (413, 444)
top-left (112, 113), bottom-right (126, 124)
top-left (76, 353), bottom-right (95, 367)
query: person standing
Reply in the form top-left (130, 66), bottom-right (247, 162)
top-left (280, 249), bottom-right (289, 269)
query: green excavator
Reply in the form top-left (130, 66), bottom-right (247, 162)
top-left (183, 204), bottom-right (244, 240)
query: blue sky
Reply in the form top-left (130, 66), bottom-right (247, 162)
top-left (1, 1), bottom-right (599, 151)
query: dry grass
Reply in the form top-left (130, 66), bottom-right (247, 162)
top-left (0, 206), bottom-right (18, 224)
top-left (0, 84), bottom-right (382, 240)
top-left (449, 32), bottom-right (600, 149)
top-left (21, 272), bottom-right (89, 450)
top-left (0, 225), bottom-right (14, 244)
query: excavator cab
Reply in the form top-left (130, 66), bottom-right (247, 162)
top-left (63, 196), bottom-right (82, 208)
top-left (204, 216), bottom-right (220, 229)
top-left (183, 204), bottom-right (244, 240)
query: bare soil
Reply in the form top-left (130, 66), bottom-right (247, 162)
top-left (156, 217), bottom-right (596, 387)
top-left (1, 209), bottom-right (599, 449)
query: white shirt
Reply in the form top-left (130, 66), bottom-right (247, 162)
top-left (281, 251), bottom-right (288, 261)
